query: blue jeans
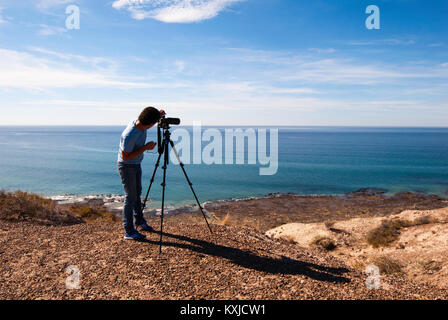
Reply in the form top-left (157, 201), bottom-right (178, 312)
top-left (118, 163), bottom-right (146, 235)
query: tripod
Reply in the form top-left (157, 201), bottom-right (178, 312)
top-left (141, 125), bottom-right (213, 253)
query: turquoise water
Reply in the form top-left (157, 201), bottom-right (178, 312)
top-left (1, 126), bottom-right (447, 206)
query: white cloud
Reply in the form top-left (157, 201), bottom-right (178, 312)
top-left (267, 88), bottom-right (319, 94)
top-left (0, 48), bottom-right (187, 90)
top-left (2, 45), bottom-right (448, 126)
top-left (20, 97), bottom-right (448, 116)
top-left (308, 48), bottom-right (336, 54)
top-left (429, 43), bottom-right (444, 48)
top-left (37, 24), bottom-right (67, 36)
top-left (174, 59), bottom-right (186, 72)
top-left (112, 0), bottom-right (243, 23)
top-left (0, 7), bottom-right (8, 24)
top-left (347, 39), bottom-right (416, 46)
top-left (36, 0), bottom-right (74, 9)
top-left (227, 48), bottom-right (448, 85)
top-left (28, 47), bottom-right (115, 68)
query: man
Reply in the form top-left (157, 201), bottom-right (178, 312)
top-left (118, 106), bottom-right (165, 240)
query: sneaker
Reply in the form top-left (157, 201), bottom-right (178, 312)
top-left (135, 221), bottom-right (153, 232)
top-left (123, 231), bottom-right (146, 240)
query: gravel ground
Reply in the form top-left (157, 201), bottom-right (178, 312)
top-left (0, 219), bottom-right (447, 300)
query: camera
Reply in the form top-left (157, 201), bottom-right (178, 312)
top-left (157, 115), bottom-right (180, 154)
top-left (158, 115), bottom-right (180, 129)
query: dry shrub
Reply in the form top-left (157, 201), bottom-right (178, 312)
top-left (69, 204), bottom-right (118, 222)
top-left (255, 219), bottom-right (262, 232)
top-left (0, 190), bottom-right (83, 225)
top-left (417, 260), bottom-right (443, 273)
top-left (367, 215), bottom-right (440, 248)
top-left (371, 256), bottom-right (403, 275)
top-left (413, 215), bottom-right (438, 225)
top-left (367, 219), bottom-right (413, 248)
top-left (349, 258), bottom-right (367, 272)
top-left (220, 212), bottom-right (231, 226)
top-left (0, 190), bottom-right (119, 225)
top-left (311, 236), bottom-right (337, 251)
top-left (324, 221), bottom-right (335, 229)
top-left (283, 234), bottom-right (296, 243)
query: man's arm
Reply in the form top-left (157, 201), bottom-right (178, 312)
top-left (121, 141), bottom-right (156, 162)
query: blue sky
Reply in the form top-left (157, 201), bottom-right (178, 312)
top-left (0, 0), bottom-right (447, 126)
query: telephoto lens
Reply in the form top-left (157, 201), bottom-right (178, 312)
top-left (159, 116), bottom-right (181, 129)
top-left (164, 117), bottom-right (181, 125)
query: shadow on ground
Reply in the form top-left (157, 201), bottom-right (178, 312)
top-left (141, 230), bottom-right (351, 284)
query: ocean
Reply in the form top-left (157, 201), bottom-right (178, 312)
top-left (1, 126), bottom-right (447, 208)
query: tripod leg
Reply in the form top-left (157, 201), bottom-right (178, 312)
top-left (159, 138), bottom-right (169, 253)
top-left (169, 140), bottom-right (213, 234)
top-left (142, 151), bottom-right (163, 211)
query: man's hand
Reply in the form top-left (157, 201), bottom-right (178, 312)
top-left (121, 141), bottom-right (157, 161)
top-left (144, 141), bottom-right (157, 151)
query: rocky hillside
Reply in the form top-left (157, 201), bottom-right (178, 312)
top-left (1, 218), bottom-right (447, 300)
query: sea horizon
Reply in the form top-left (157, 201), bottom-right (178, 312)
top-left (1, 125), bottom-right (448, 128)
top-left (1, 125), bottom-right (448, 209)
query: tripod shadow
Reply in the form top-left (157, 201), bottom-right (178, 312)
top-left (141, 230), bottom-right (351, 284)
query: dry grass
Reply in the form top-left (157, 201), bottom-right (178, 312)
top-left (0, 190), bottom-right (118, 225)
top-left (348, 258), bottom-right (368, 272)
top-left (417, 260), bottom-right (443, 274)
top-left (413, 215), bottom-right (438, 225)
top-left (367, 215), bottom-right (438, 248)
top-left (311, 236), bottom-right (337, 251)
top-left (255, 219), bottom-right (262, 232)
top-left (283, 234), bottom-right (296, 243)
top-left (220, 212), bottom-right (231, 226)
top-left (370, 256), bottom-right (403, 275)
top-left (367, 219), bottom-right (412, 248)
top-left (69, 204), bottom-right (119, 222)
top-left (324, 221), bottom-right (335, 229)
top-left (0, 190), bottom-right (83, 225)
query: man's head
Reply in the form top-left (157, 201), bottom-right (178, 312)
top-left (138, 106), bottom-right (161, 129)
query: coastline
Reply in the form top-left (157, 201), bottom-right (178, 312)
top-left (50, 188), bottom-right (448, 233)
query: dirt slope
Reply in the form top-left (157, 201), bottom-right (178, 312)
top-left (266, 207), bottom-right (448, 289)
top-left (1, 218), bottom-right (447, 300)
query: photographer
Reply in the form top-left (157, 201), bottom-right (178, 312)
top-left (117, 107), bottom-right (165, 240)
